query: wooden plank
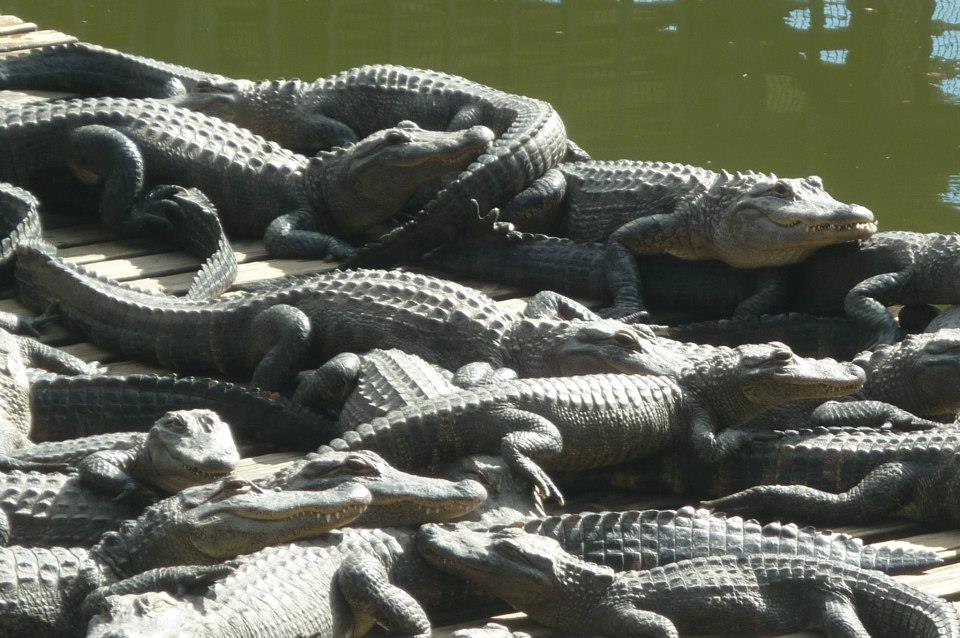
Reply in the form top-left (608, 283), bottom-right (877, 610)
top-left (833, 520), bottom-right (920, 543)
top-left (45, 224), bottom-right (121, 248)
top-left (234, 452), bottom-right (304, 480)
top-left (59, 341), bottom-right (118, 364)
top-left (896, 562), bottom-right (960, 598)
top-left (101, 360), bottom-right (173, 376)
top-left (78, 241), bottom-right (268, 282)
top-left (58, 238), bottom-right (164, 265)
top-left (134, 257), bottom-right (342, 295)
top-left (0, 30), bottom-right (76, 53)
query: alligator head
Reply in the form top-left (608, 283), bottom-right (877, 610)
top-left (418, 525), bottom-right (612, 613)
top-left (143, 410), bottom-right (240, 493)
top-left (686, 342), bottom-right (866, 426)
top-left (306, 120), bottom-right (495, 235)
top-left (859, 330), bottom-right (960, 419)
top-left (281, 449), bottom-right (487, 526)
top-left (504, 318), bottom-right (690, 376)
top-left (701, 174), bottom-right (876, 268)
top-left (93, 477), bottom-right (372, 574)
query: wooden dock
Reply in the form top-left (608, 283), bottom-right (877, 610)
top-left (0, 14), bottom-right (958, 636)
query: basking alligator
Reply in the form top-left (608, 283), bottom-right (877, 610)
top-left (0, 410), bottom-right (239, 546)
top-left (0, 477), bottom-right (371, 637)
top-left (495, 162), bottom-right (875, 316)
top-left (0, 44), bottom-right (573, 263)
top-left (323, 343), bottom-right (864, 504)
top-left (0, 97), bottom-right (493, 259)
top-left (84, 506), bottom-right (939, 637)
top-left (419, 525), bottom-right (960, 638)
top-left (26, 371), bottom-right (333, 452)
top-left (11, 249), bottom-right (671, 389)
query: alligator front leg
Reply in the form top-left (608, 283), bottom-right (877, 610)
top-left (81, 563), bottom-right (236, 617)
top-left (477, 406), bottom-right (564, 507)
top-left (687, 400), bottom-right (757, 464)
top-left (250, 304), bottom-right (313, 391)
top-left (15, 334), bottom-right (103, 375)
top-left (732, 268), bottom-right (787, 318)
top-left (498, 168), bottom-right (568, 232)
top-left (337, 553), bottom-right (431, 638)
top-left (845, 271), bottom-right (911, 347)
top-left (811, 400), bottom-right (940, 431)
top-left (523, 290), bottom-right (600, 321)
top-left (703, 461), bottom-right (924, 525)
top-left (264, 209), bottom-right (357, 259)
top-left (594, 606), bottom-right (679, 638)
top-left (79, 449), bottom-right (160, 505)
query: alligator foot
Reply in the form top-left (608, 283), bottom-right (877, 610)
top-left (265, 210), bottom-right (357, 260)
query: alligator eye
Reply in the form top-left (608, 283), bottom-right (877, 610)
top-left (772, 181), bottom-right (790, 197)
top-left (385, 130), bottom-right (411, 144)
top-left (613, 330), bottom-right (640, 347)
top-left (342, 456), bottom-right (378, 475)
top-left (805, 175), bottom-right (823, 188)
top-left (769, 349), bottom-right (794, 363)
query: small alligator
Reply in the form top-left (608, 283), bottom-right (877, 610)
top-left (323, 343), bottom-right (864, 504)
top-left (0, 409), bottom-right (239, 546)
top-left (11, 250), bottom-right (673, 389)
top-left (260, 449), bottom-right (488, 527)
top-left (418, 525), bottom-right (960, 638)
top-left (742, 329), bottom-right (960, 431)
top-left (0, 477), bottom-right (371, 637)
top-left (0, 45), bottom-right (574, 263)
top-left (83, 503), bottom-right (932, 637)
top-left (26, 371), bottom-right (332, 452)
top-left (0, 98), bottom-right (493, 259)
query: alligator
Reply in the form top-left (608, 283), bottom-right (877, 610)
top-left (418, 525), bottom-right (960, 638)
top-left (0, 98), bottom-right (494, 259)
top-left (0, 410), bottom-right (240, 546)
top-left (83, 504), bottom-right (934, 637)
top-left (495, 162), bottom-right (875, 316)
top-left (0, 45), bottom-right (575, 263)
top-left (323, 343), bottom-right (865, 505)
top-left (26, 371), bottom-right (332, 452)
top-left (741, 330), bottom-right (960, 431)
top-left (0, 477), bottom-right (371, 637)
top-left (10, 250), bottom-right (675, 389)
top-left (787, 230), bottom-right (960, 346)
top-left (925, 305), bottom-right (960, 332)
top-left (259, 449), bottom-right (488, 527)
top-left (0, 182), bottom-right (41, 279)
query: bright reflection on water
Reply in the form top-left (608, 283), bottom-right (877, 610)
top-left (7, 0), bottom-right (960, 232)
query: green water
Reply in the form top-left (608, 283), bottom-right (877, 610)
top-left (10, 0), bottom-right (960, 233)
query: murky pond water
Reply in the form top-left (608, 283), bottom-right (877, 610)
top-left (11, 0), bottom-right (960, 232)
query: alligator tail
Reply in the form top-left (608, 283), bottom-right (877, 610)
top-left (0, 42), bottom-right (217, 98)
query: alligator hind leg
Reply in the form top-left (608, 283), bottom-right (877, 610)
top-left (845, 271), bottom-right (911, 347)
top-left (292, 352), bottom-right (363, 410)
top-left (703, 461), bottom-right (924, 525)
top-left (811, 400), bottom-right (940, 431)
top-left (66, 125), bottom-right (149, 230)
top-left (498, 168), bottom-right (568, 232)
top-left (523, 291), bottom-right (599, 321)
top-left (15, 334), bottom-right (102, 375)
top-left (816, 588), bottom-right (871, 638)
top-left (249, 304), bottom-right (312, 391)
top-left (337, 553), bottom-right (431, 637)
top-left (264, 209), bottom-right (357, 259)
top-left (601, 240), bottom-right (649, 320)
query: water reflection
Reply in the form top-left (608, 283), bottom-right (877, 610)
top-left (5, 0), bottom-right (960, 231)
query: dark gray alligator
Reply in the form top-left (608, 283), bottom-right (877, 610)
top-left (0, 409), bottom-right (239, 546)
top-left (497, 161), bottom-right (875, 316)
top-left (26, 371), bottom-right (332, 452)
top-left (789, 230), bottom-right (960, 346)
top-left (0, 45), bottom-right (574, 263)
top-left (0, 477), bottom-right (371, 637)
top-left (0, 97), bottom-right (493, 259)
top-left (86, 506), bottom-right (941, 637)
top-left (0, 182), bottom-right (41, 279)
top-left (11, 249), bottom-right (674, 389)
top-left (418, 525), bottom-right (960, 638)
top-left (323, 343), bottom-right (865, 505)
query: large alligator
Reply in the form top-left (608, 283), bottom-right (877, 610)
top-left (83, 505), bottom-right (939, 637)
top-left (0, 44), bottom-right (574, 263)
top-left (418, 525), bottom-right (960, 638)
top-left (323, 343), bottom-right (864, 505)
top-left (10, 249), bottom-right (673, 389)
top-left (0, 477), bottom-right (371, 637)
top-left (0, 410), bottom-right (239, 546)
top-left (496, 161), bottom-right (874, 316)
top-left (26, 371), bottom-right (332, 452)
top-left (0, 97), bottom-right (493, 259)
